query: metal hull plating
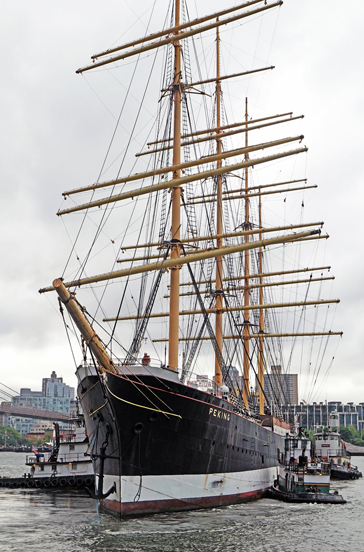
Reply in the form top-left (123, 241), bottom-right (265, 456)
top-left (77, 365), bottom-right (283, 516)
top-left (100, 469), bottom-right (276, 516)
top-left (330, 464), bottom-right (362, 480)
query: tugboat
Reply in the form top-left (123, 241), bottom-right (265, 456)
top-left (268, 428), bottom-right (346, 504)
top-left (314, 412), bottom-right (362, 480)
top-left (0, 414), bottom-right (95, 490)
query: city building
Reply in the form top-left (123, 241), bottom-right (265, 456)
top-left (282, 401), bottom-right (364, 433)
top-left (42, 371), bottom-right (74, 398)
top-left (13, 371), bottom-right (74, 415)
top-left (263, 365), bottom-right (298, 407)
top-left (226, 366), bottom-right (239, 388)
top-left (5, 371), bottom-right (75, 434)
top-left (12, 393), bottom-right (72, 415)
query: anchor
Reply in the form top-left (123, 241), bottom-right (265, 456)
top-left (86, 423), bottom-right (116, 500)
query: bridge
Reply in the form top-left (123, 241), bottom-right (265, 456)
top-left (0, 404), bottom-right (70, 422)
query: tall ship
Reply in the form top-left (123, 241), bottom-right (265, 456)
top-left (39, 0), bottom-right (342, 516)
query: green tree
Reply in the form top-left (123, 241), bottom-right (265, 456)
top-left (36, 431), bottom-right (53, 446)
top-left (340, 425), bottom-right (364, 445)
top-left (304, 428), bottom-right (315, 445)
top-left (27, 435), bottom-right (39, 446)
top-left (0, 426), bottom-right (30, 447)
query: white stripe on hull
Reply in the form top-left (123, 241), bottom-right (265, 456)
top-left (99, 467), bottom-right (278, 516)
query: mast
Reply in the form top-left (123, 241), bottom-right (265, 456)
top-left (258, 188), bottom-right (265, 415)
top-left (214, 21), bottom-right (223, 388)
top-left (169, 0), bottom-right (182, 371)
top-left (242, 98), bottom-right (250, 407)
top-left (38, 1), bottom-right (343, 394)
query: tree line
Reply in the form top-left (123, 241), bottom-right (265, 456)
top-left (0, 426), bottom-right (52, 448)
top-left (339, 425), bottom-right (364, 447)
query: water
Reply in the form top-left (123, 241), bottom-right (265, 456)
top-left (0, 452), bottom-right (363, 552)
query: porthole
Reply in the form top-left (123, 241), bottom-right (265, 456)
top-left (133, 422), bottom-right (144, 435)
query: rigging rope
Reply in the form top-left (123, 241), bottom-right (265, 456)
top-left (104, 379), bottom-right (181, 419)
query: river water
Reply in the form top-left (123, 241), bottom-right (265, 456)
top-left (0, 452), bottom-right (363, 552)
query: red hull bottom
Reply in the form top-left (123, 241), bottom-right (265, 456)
top-left (100, 488), bottom-right (266, 517)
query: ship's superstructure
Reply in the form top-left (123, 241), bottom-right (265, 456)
top-left (314, 412), bottom-right (362, 480)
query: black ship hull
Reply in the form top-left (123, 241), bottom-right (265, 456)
top-left (330, 464), bottom-right (362, 480)
top-left (77, 364), bottom-right (284, 516)
top-left (268, 486), bottom-right (346, 504)
top-left (0, 473), bottom-right (94, 490)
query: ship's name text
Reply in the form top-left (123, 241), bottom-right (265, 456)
top-left (209, 408), bottom-right (230, 421)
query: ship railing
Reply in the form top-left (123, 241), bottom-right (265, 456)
top-left (118, 356), bottom-right (164, 367)
top-left (283, 461), bottom-right (330, 475)
top-left (26, 452), bottom-right (87, 464)
top-left (26, 453), bottom-right (51, 464)
top-left (283, 461), bottom-right (305, 473)
top-left (187, 377), bottom-right (220, 395)
top-left (55, 452), bottom-right (88, 463)
top-left (186, 377), bottom-right (253, 420)
top-left (186, 378), bottom-right (243, 407)
top-left (59, 433), bottom-right (86, 443)
top-left (315, 448), bottom-right (345, 458)
top-left (318, 462), bottom-right (331, 475)
top-left (60, 433), bottom-right (76, 441)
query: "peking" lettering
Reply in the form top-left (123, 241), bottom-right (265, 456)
top-left (209, 407), bottom-right (230, 421)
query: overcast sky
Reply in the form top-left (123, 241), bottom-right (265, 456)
top-left (1, 0), bottom-right (363, 404)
